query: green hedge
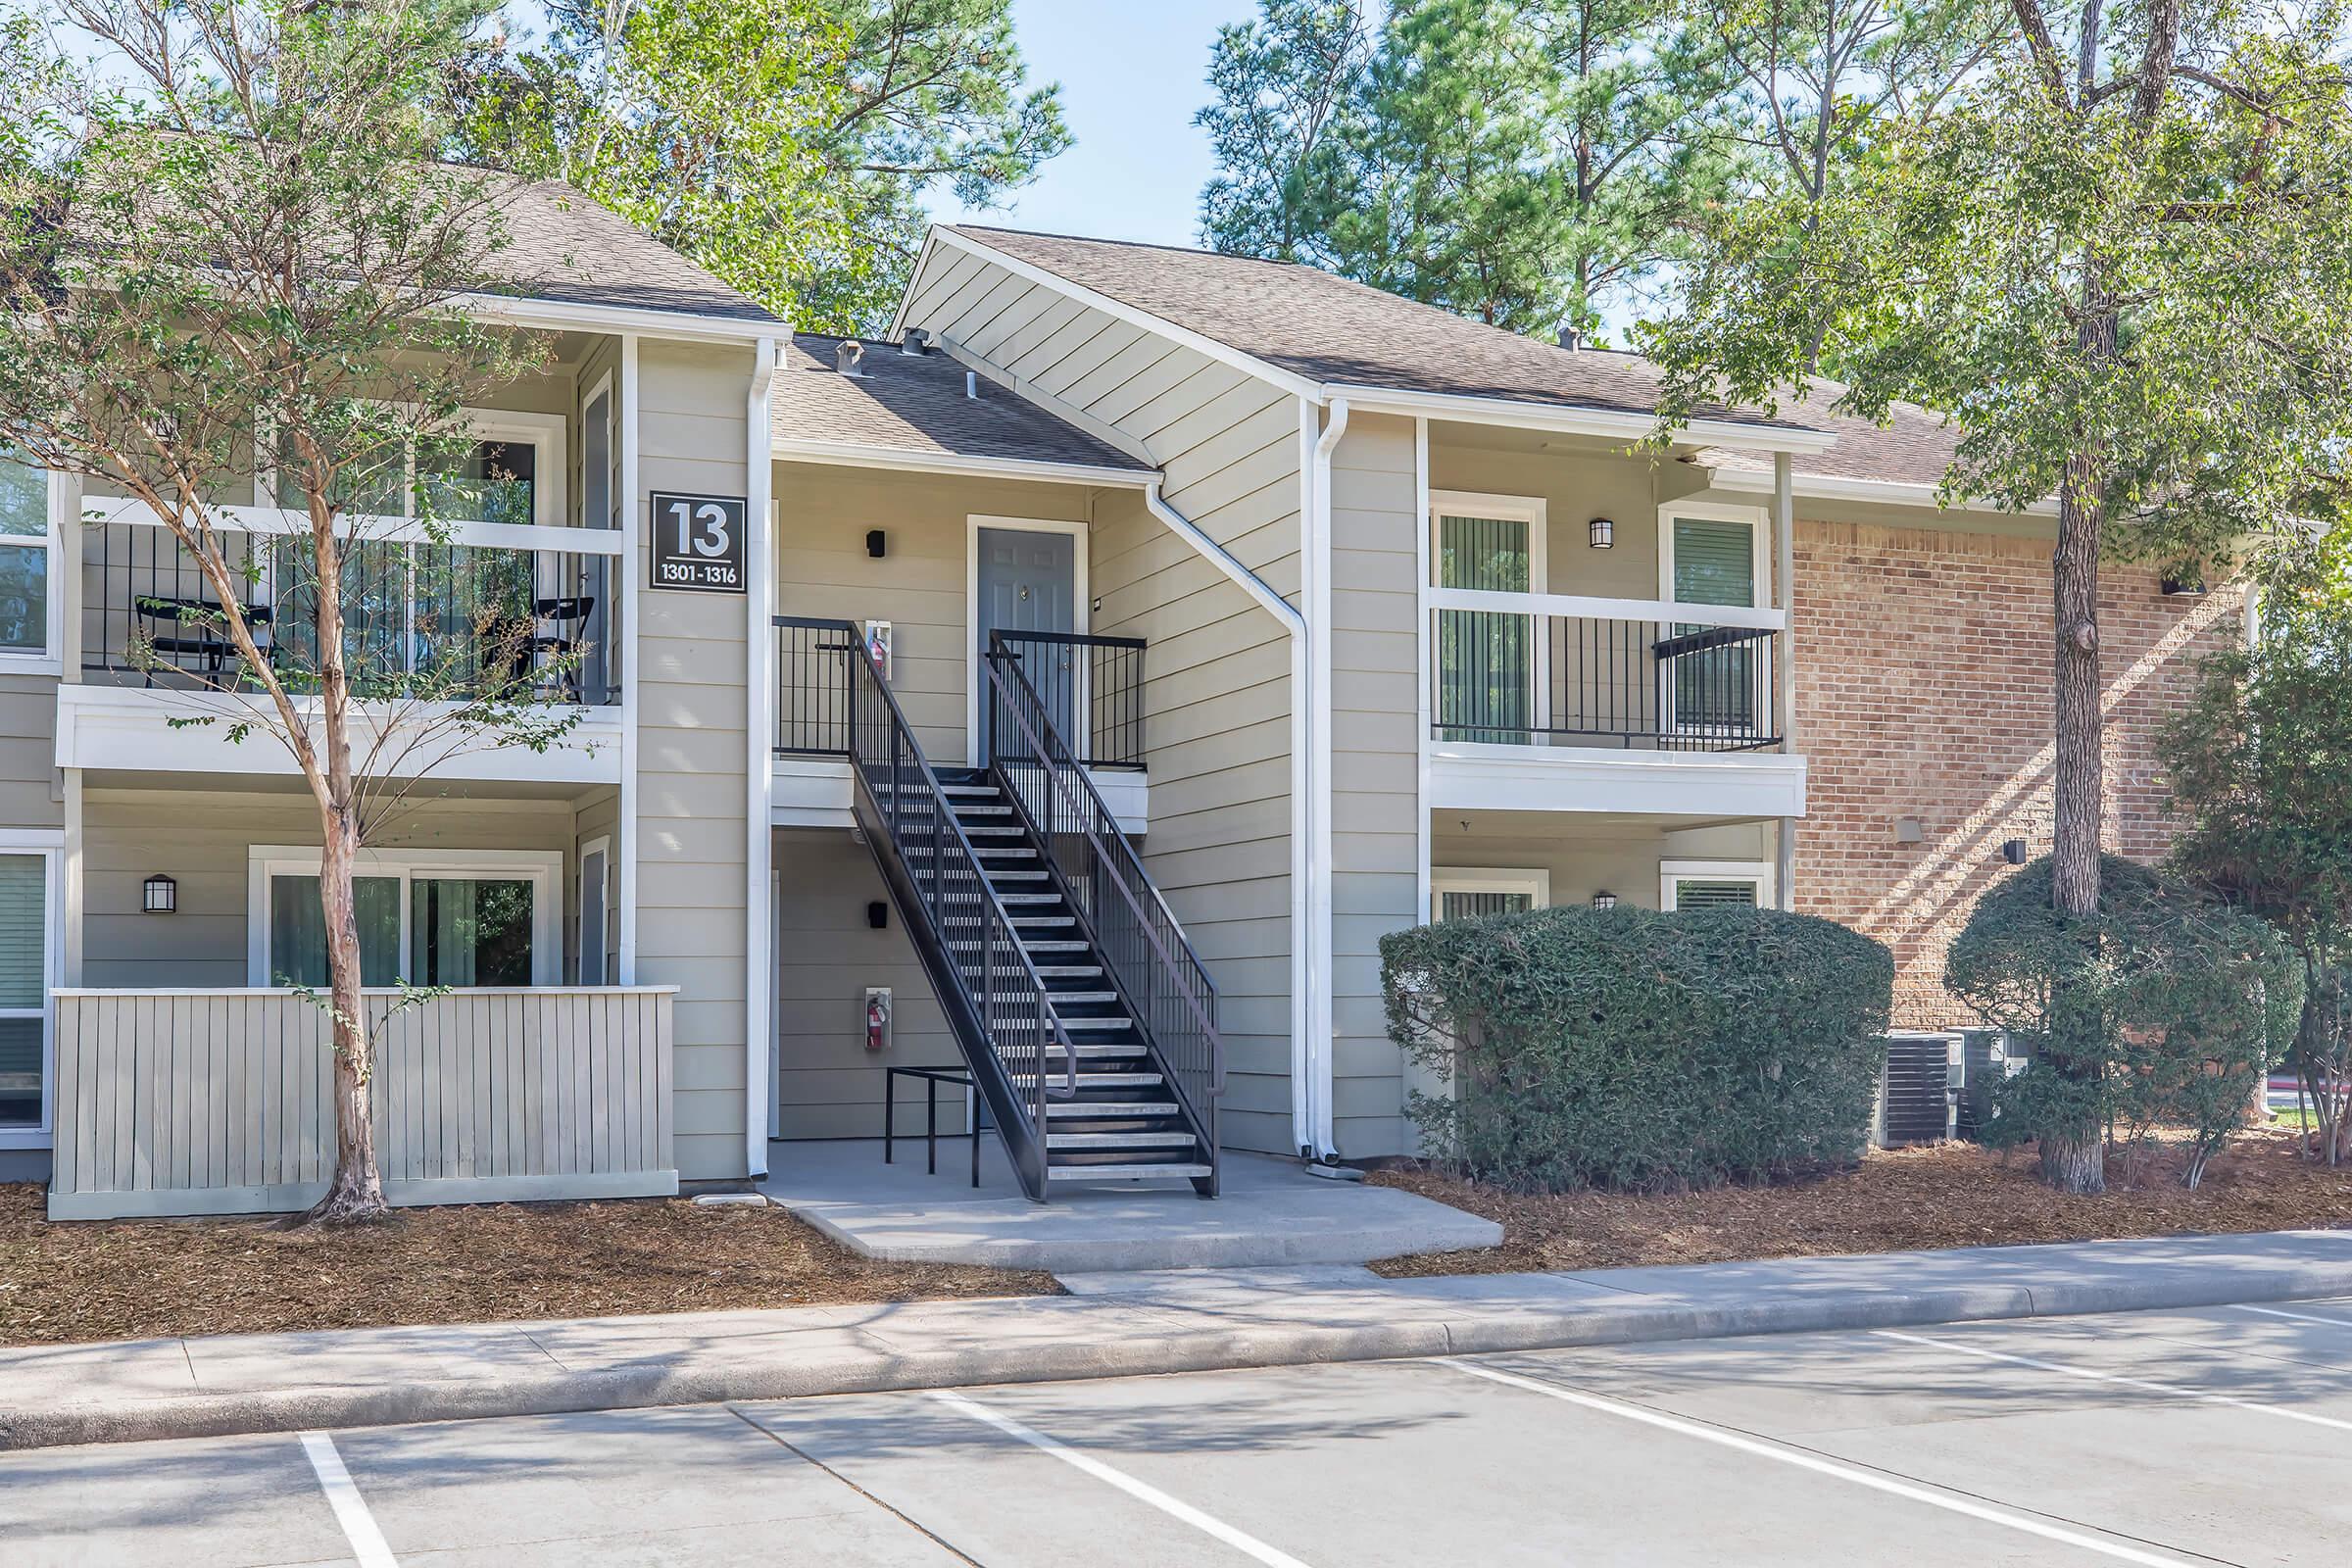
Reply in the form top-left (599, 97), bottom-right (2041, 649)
top-left (1381, 905), bottom-right (1893, 1193)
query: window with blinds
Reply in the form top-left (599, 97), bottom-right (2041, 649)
top-left (0, 450), bottom-right (50, 655)
top-left (1669, 516), bottom-right (1756, 732)
top-left (0, 854), bottom-right (47, 1127)
top-left (1672, 878), bottom-right (1760, 908)
top-left (1437, 512), bottom-right (1535, 742)
top-left (1439, 889), bottom-right (1536, 921)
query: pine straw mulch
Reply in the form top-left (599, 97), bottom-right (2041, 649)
top-left (0, 1184), bottom-right (1055, 1347)
top-left (1369, 1127), bottom-right (2352, 1277)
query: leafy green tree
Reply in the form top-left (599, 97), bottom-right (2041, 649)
top-left (466, 0), bottom-right (1070, 331)
top-left (0, 0), bottom-right (570, 1222)
top-left (1198, 0), bottom-right (1731, 337)
top-left (1644, 5), bottom-right (2352, 910)
top-left (1195, 0), bottom-right (1374, 264)
top-left (2164, 546), bottom-right (2352, 1164)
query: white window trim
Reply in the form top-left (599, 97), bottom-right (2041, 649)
top-left (254, 406), bottom-right (570, 529)
top-left (1660, 858), bottom-right (1775, 911)
top-left (964, 514), bottom-right (1091, 768)
top-left (0, 460), bottom-right (66, 676)
top-left (0, 830), bottom-right (64, 1150)
top-left (245, 845), bottom-right (564, 987)
top-left (1430, 865), bottom-right (1551, 922)
top-left (577, 834), bottom-right (612, 987)
top-left (1430, 491), bottom-right (1549, 734)
top-left (1656, 500), bottom-right (1772, 739)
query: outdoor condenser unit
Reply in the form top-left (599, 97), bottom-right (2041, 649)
top-left (1955, 1028), bottom-right (2028, 1142)
top-left (1874, 1031), bottom-right (1966, 1148)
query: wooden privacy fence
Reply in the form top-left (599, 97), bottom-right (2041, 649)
top-left (48, 987), bottom-right (677, 1219)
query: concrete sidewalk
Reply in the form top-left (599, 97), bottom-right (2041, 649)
top-left (7, 1228), bottom-right (2352, 1451)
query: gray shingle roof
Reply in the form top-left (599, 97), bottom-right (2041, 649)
top-left (944, 225), bottom-right (1966, 490)
top-left (774, 335), bottom-right (1154, 474)
top-left (489, 175), bottom-right (781, 325)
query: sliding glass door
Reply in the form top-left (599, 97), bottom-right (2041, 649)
top-left (1436, 505), bottom-right (1543, 744)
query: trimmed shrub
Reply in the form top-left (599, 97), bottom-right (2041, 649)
top-left (1381, 905), bottom-right (1893, 1193)
top-left (1945, 855), bottom-right (2304, 1189)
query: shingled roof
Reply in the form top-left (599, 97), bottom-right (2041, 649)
top-left (774, 335), bottom-right (1154, 475)
top-left (489, 176), bottom-right (781, 325)
top-left (941, 225), bottom-right (1967, 491)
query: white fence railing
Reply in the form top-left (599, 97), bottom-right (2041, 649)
top-left (47, 986), bottom-right (676, 1219)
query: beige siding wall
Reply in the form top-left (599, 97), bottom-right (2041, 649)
top-left (904, 253), bottom-right (1306, 1155)
top-left (633, 340), bottom-right (755, 1181)
top-left (78, 788), bottom-right (579, 988)
top-left (0, 675), bottom-right (60, 830)
top-left (772, 827), bottom-right (968, 1139)
top-left (772, 462), bottom-right (1095, 764)
top-left (1325, 415), bottom-right (1422, 1155)
top-left (1430, 817), bottom-right (1774, 913)
top-left (1429, 433), bottom-right (1713, 599)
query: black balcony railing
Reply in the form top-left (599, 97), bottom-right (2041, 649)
top-left (1433, 605), bottom-right (1783, 753)
top-left (774, 618), bottom-right (1148, 767)
top-left (82, 522), bottom-right (618, 706)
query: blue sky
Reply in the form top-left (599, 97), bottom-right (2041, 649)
top-left (930, 0), bottom-right (1256, 246)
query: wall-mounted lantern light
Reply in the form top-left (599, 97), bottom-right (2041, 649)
top-left (1588, 515), bottom-right (1615, 550)
top-left (865, 528), bottom-right (887, 559)
top-left (2001, 839), bottom-right (2029, 865)
top-left (1591, 890), bottom-right (1618, 909)
top-left (143, 873), bottom-right (176, 913)
top-left (2159, 573), bottom-right (2205, 596)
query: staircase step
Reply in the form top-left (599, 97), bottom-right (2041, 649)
top-left (986, 868), bottom-right (1052, 882)
top-left (996, 892), bottom-right (1062, 906)
top-left (1057, 1015), bottom-right (1134, 1030)
top-left (1031, 965), bottom-right (1102, 979)
top-left (1020, 940), bottom-right (1090, 954)
top-left (1072, 1071), bottom-right (1164, 1088)
top-left (1040, 990), bottom-right (1118, 1004)
top-left (1036, 1039), bottom-right (1150, 1058)
top-left (1047, 1130), bottom-right (1199, 1150)
top-left (1046, 1101), bottom-right (1182, 1118)
top-left (1045, 1162), bottom-right (1214, 1182)
top-left (1010, 914), bottom-right (1074, 927)
top-left (959, 824), bottom-right (1025, 837)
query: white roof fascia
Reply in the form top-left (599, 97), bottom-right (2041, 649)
top-left (1333, 385), bottom-right (1838, 456)
top-left (1706, 464), bottom-right (2059, 516)
top-left (771, 438), bottom-right (1157, 488)
top-left (455, 292), bottom-right (785, 344)
top-left (922, 227), bottom-right (1330, 407)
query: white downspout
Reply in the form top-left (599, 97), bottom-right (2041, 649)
top-left (1305, 398), bottom-right (1348, 1161)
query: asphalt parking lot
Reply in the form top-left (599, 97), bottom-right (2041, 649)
top-left (7, 1297), bottom-right (2351, 1566)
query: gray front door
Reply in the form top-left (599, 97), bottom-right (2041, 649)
top-left (975, 526), bottom-right (1076, 760)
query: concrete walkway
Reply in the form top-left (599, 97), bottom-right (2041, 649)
top-left (759, 1140), bottom-right (1503, 1271)
top-left (8, 1228), bottom-right (2352, 1451)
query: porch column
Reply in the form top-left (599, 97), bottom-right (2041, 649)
top-left (1774, 452), bottom-right (1796, 914)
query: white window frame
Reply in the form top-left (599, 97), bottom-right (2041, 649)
top-left (577, 834), bottom-right (612, 986)
top-left (246, 845), bottom-right (563, 987)
top-left (0, 456), bottom-right (65, 676)
top-left (1659, 858), bottom-right (1775, 911)
top-left (255, 406), bottom-right (569, 529)
top-left (1430, 865), bottom-right (1551, 922)
top-left (0, 831), bottom-right (64, 1150)
top-left (964, 514), bottom-right (1091, 768)
top-left (1430, 491), bottom-right (1549, 736)
top-left (1655, 500), bottom-right (1771, 738)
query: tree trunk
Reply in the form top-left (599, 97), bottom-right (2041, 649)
top-left (2038, 1131), bottom-right (2105, 1194)
top-left (303, 801), bottom-right (386, 1224)
top-left (2050, 457), bottom-right (2105, 917)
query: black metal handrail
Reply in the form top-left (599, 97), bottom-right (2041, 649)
top-left (985, 632), bottom-right (1221, 1190)
top-left (1433, 606), bottom-right (1782, 752)
top-left (992, 630), bottom-right (1147, 769)
top-left (774, 614), bottom-right (858, 755)
top-left (844, 640), bottom-right (1075, 1203)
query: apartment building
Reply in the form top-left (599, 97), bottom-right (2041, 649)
top-left (8, 204), bottom-right (2243, 1217)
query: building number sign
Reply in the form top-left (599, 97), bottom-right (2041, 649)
top-left (650, 491), bottom-right (747, 593)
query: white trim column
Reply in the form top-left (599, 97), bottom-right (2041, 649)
top-left (744, 336), bottom-right (778, 1180)
top-left (1773, 451), bottom-right (1796, 913)
top-left (616, 335), bottom-right (641, 983)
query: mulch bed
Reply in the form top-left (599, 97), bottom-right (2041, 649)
top-left (0, 1183), bottom-right (1055, 1347)
top-left (1370, 1128), bottom-right (2352, 1277)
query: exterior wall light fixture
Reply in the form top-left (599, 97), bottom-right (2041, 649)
top-left (1589, 515), bottom-right (1614, 550)
top-left (143, 873), bottom-right (176, 913)
top-left (1592, 890), bottom-right (1618, 909)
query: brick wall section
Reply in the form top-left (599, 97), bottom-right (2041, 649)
top-left (1789, 519), bottom-right (2248, 1027)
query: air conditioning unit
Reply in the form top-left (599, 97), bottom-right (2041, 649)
top-left (1955, 1028), bottom-right (2028, 1142)
top-left (1874, 1032), bottom-right (1965, 1148)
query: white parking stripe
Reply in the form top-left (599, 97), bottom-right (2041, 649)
top-left (926, 1390), bottom-right (1317, 1568)
top-left (2234, 1302), bottom-right (2352, 1330)
top-left (1439, 1359), bottom-right (2195, 1567)
top-left (1875, 1328), bottom-right (2352, 1434)
top-left (299, 1432), bottom-right (399, 1568)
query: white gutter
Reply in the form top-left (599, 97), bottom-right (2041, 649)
top-left (1331, 385), bottom-right (1836, 457)
top-left (1141, 478), bottom-right (1319, 1158)
top-left (744, 335), bottom-right (780, 1182)
top-left (773, 439), bottom-right (1156, 490)
top-left (1302, 397), bottom-right (1348, 1162)
top-left (1706, 464), bottom-right (2060, 516)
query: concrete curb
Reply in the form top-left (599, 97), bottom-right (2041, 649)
top-left (12, 1251), bottom-right (2352, 1450)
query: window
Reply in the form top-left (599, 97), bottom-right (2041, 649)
top-left (251, 848), bottom-right (560, 988)
top-left (0, 450), bottom-right (54, 661)
top-left (1661, 859), bottom-right (1774, 911)
top-left (1432, 492), bottom-right (1546, 744)
top-left (1431, 867), bottom-right (1550, 923)
top-left (264, 410), bottom-right (566, 528)
top-left (1663, 510), bottom-right (1763, 734)
top-left (0, 840), bottom-right (58, 1139)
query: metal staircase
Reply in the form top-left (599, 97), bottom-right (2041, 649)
top-left (843, 630), bottom-right (1221, 1200)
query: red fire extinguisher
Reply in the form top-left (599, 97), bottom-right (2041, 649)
top-left (865, 987), bottom-right (891, 1053)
